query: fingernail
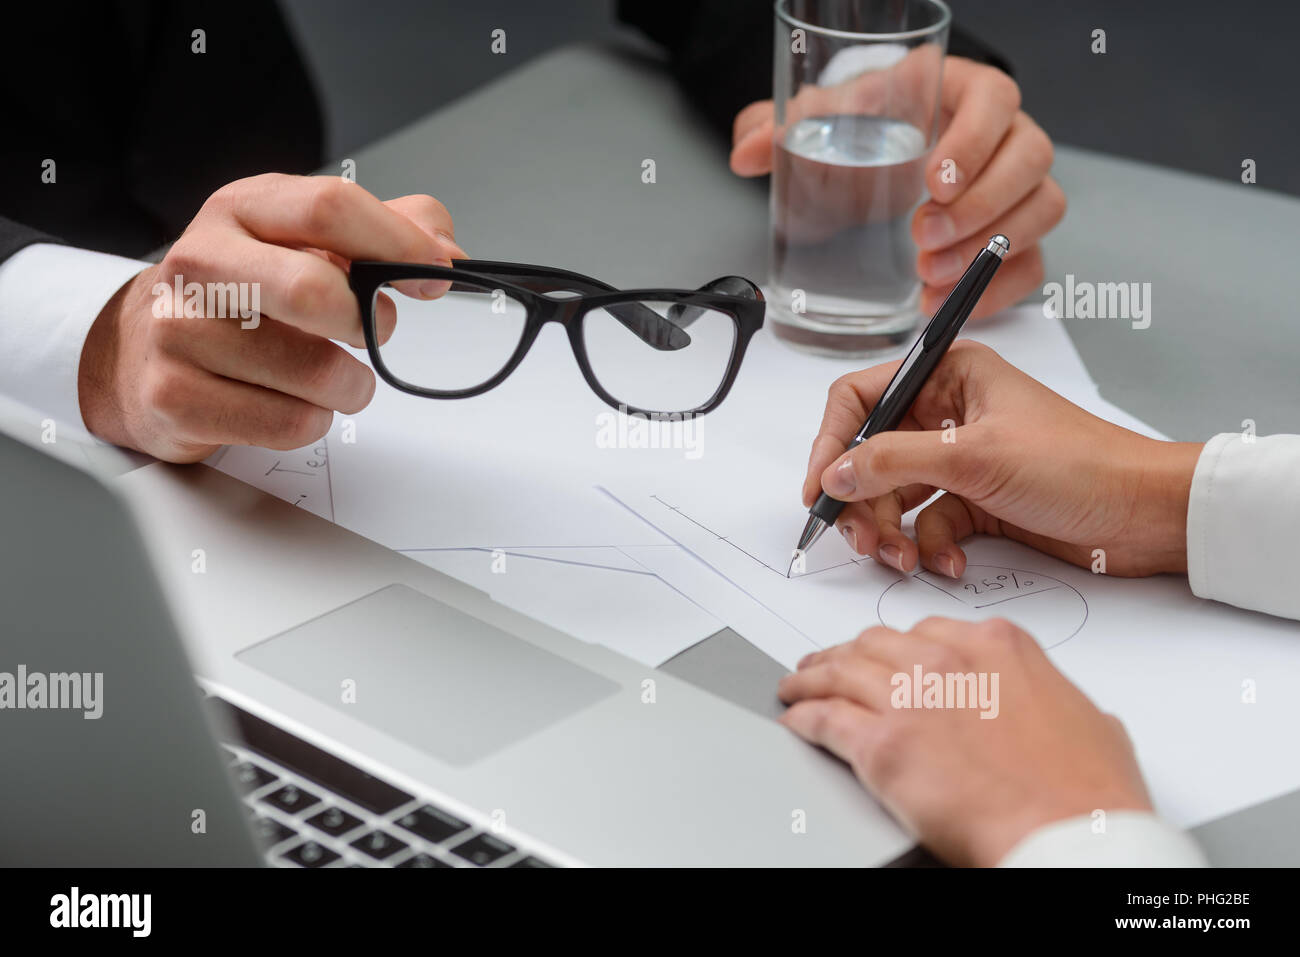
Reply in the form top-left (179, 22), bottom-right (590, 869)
top-left (927, 249), bottom-right (964, 283)
top-left (879, 544), bottom-right (904, 571)
top-left (918, 210), bottom-right (956, 249)
top-left (825, 458), bottom-right (857, 498)
top-left (840, 524), bottom-right (857, 552)
top-left (937, 553), bottom-right (957, 578)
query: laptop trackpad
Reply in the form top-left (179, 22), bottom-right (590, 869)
top-left (236, 583), bottom-right (618, 767)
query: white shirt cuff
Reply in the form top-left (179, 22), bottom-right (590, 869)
top-left (0, 243), bottom-right (148, 435)
top-left (1187, 432), bottom-right (1300, 620)
top-left (998, 811), bottom-right (1207, 867)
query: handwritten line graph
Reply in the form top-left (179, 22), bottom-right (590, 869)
top-left (207, 438), bottom-right (335, 522)
top-left (641, 492), bottom-right (1089, 650)
top-left (396, 545), bottom-right (657, 576)
top-left (648, 493), bottom-right (865, 578)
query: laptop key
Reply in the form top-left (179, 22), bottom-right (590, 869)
top-left (307, 806), bottom-right (363, 838)
top-left (280, 841), bottom-right (340, 868)
top-left (232, 761), bottom-right (277, 793)
top-left (208, 698), bottom-right (415, 814)
top-left (510, 855), bottom-right (555, 868)
top-left (396, 853), bottom-right (453, 869)
top-left (451, 833), bottom-right (515, 866)
top-left (395, 805), bottom-right (470, 845)
top-left (350, 829), bottom-right (408, 861)
top-left (261, 784), bottom-right (322, 815)
top-left (251, 816), bottom-right (297, 847)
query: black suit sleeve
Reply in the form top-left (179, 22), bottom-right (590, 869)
top-left (0, 216), bottom-right (62, 266)
top-left (1, 0), bottom-right (324, 259)
top-left (618, 0), bottom-right (1013, 140)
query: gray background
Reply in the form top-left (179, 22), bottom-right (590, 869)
top-left (281, 0), bottom-right (1298, 196)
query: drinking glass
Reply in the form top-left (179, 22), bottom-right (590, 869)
top-left (769, 0), bottom-right (950, 355)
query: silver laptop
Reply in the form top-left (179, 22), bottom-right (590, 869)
top-left (0, 425), bottom-right (909, 867)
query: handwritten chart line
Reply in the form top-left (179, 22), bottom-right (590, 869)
top-left (647, 494), bottom-right (863, 579)
top-left (396, 546), bottom-right (657, 576)
top-left (608, 491), bottom-right (823, 653)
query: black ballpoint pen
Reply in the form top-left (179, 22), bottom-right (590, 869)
top-left (787, 234), bottom-right (1010, 575)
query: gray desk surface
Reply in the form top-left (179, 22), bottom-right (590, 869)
top-left (345, 44), bottom-right (1299, 865)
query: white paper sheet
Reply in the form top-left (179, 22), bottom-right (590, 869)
top-left (205, 432), bottom-right (724, 666)
top-left (616, 520), bottom-right (1300, 830)
top-left (207, 304), bottom-right (1171, 675)
top-left (206, 442), bottom-right (337, 521)
top-left (603, 369), bottom-right (1300, 833)
top-left (596, 308), bottom-right (1300, 832)
top-left (396, 545), bottom-right (721, 667)
top-left (202, 299), bottom-right (1300, 826)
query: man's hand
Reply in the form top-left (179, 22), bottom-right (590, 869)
top-left (804, 340), bottom-right (1203, 578)
top-left (77, 173), bottom-right (464, 462)
top-left (778, 616), bottom-right (1153, 866)
top-left (732, 57), bottom-right (1065, 319)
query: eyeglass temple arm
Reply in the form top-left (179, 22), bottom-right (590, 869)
top-left (665, 276), bottom-right (763, 329)
top-left (447, 262), bottom-right (690, 352)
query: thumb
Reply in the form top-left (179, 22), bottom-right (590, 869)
top-left (730, 121), bottom-right (775, 176)
top-left (732, 99), bottom-right (774, 144)
top-left (821, 427), bottom-right (980, 502)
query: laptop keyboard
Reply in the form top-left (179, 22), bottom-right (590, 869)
top-left (206, 696), bottom-right (558, 868)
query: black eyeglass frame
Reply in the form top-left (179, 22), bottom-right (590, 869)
top-left (348, 259), bottom-right (766, 417)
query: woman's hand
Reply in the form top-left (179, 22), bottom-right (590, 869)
top-left (732, 57), bottom-right (1065, 319)
top-left (803, 340), bottom-right (1203, 578)
top-left (778, 616), bottom-right (1153, 866)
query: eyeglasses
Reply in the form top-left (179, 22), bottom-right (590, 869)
top-left (348, 259), bottom-right (766, 417)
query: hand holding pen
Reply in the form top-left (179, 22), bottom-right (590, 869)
top-left (789, 235), bottom-right (1010, 575)
top-left (792, 237), bottom-right (1204, 581)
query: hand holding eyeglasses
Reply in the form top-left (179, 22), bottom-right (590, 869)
top-left (78, 174), bottom-right (465, 462)
top-left (350, 259), bottom-right (764, 417)
top-left (78, 173), bottom-right (765, 463)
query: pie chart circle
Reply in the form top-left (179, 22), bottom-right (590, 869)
top-left (876, 564), bottom-right (1088, 650)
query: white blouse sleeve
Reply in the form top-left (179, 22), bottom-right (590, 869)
top-left (1187, 432), bottom-right (1300, 621)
